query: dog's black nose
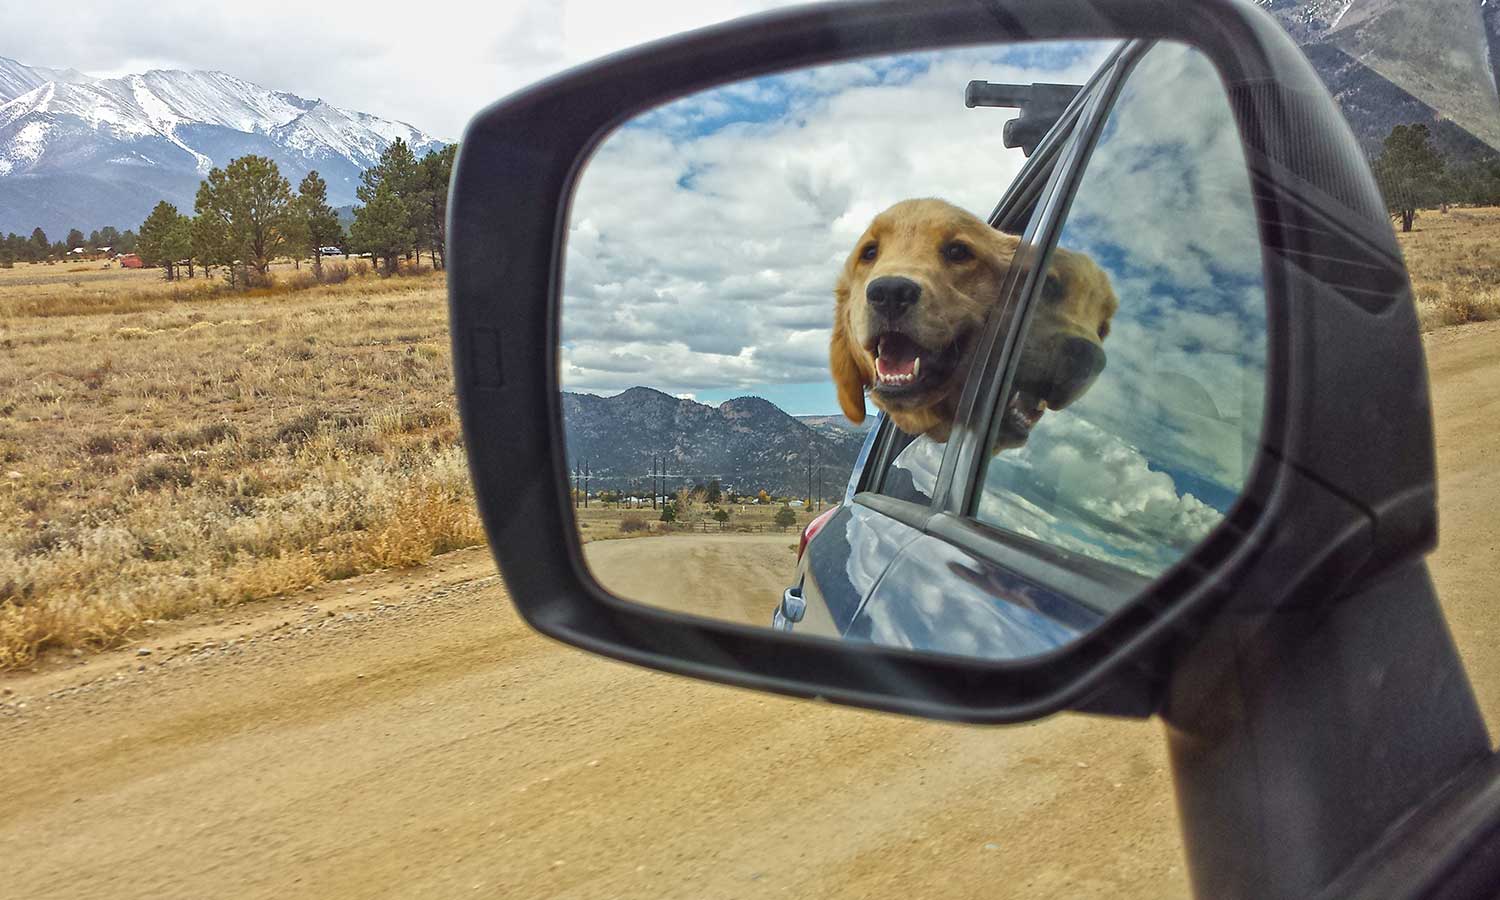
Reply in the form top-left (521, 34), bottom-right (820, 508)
top-left (866, 276), bottom-right (921, 318)
top-left (1047, 337), bottom-right (1107, 410)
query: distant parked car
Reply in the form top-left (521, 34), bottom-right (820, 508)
top-left (318, 246), bottom-right (344, 256)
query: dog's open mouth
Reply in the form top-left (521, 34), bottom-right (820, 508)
top-left (867, 331), bottom-right (961, 397)
top-left (1000, 388), bottom-right (1047, 441)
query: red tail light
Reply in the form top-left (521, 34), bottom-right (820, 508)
top-left (798, 503), bottom-right (841, 561)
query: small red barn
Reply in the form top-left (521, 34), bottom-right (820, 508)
top-left (118, 253), bottom-right (144, 269)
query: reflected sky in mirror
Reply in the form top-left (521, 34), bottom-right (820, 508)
top-left (562, 40), bottom-right (1120, 414)
top-left (976, 43), bottom-right (1267, 577)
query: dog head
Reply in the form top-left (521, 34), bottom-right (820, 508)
top-left (830, 198), bottom-right (1116, 446)
top-left (991, 244), bottom-right (1118, 450)
top-left (831, 198), bottom-right (1020, 440)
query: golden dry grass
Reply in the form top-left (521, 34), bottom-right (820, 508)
top-left (2, 203), bottom-right (1489, 669)
top-left (1396, 206), bottom-right (1500, 332)
top-left (0, 262), bottom-right (480, 668)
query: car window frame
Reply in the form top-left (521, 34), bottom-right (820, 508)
top-left (851, 39), bottom-right (1164, 610)
top-left (857, 40), bottom-right (1136, 521)
top-left (948, 36), bottom-right (1269, 596)
top-left (942, 39), bottom-right (1150, 520)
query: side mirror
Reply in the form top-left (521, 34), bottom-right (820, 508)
top-left (446, 0), bottom-right (1431, 724)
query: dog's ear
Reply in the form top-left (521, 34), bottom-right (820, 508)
top-left (830, 280), bottom-right (867, 425)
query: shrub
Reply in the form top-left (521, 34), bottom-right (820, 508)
top-left (170, 421), bottom-right (239, 449)
top-left (133, 461), bottom-right (194, 491)
top-left (774, 505), bottom-right (797, 529)
top-left (321, 262), bottom-right (352, 284)
top-left (619, 513), bottom-right (648, 533)
top-left (351, 260), bottom-right (371, 278)
top-left (284, 271), bottom-right (319, 292)
top-left (82, 432), bottom-right (127, 456)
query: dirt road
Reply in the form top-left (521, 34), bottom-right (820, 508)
top-left (3, 322), bottom-right (1498, 900)
top-left (584, 532), bottom-right (801, 626)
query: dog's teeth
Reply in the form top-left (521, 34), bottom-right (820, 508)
top-left (912, 357), bottom-right (921, 378)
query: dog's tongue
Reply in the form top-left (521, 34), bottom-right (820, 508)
top-left (876, 334), bottom-right (918, 377)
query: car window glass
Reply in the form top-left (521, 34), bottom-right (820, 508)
top-left (872, 428), bottom-right (944, 505)
top-left (854, 64), bottom-right (1113, 511)
top-left (973, 42), bottom-right (1268, 578)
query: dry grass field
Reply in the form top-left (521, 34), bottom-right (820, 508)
top-left (0, 262), bottom-right (481, 668)
top-left (1397, 206), bottom-right (1500, 331)
top-left (0, 206), bottom-right (1494, 669)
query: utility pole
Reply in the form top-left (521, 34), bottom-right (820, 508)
top-left (583, 460), bottom-right (590, 508)
top-left (651, 457), bottom-right (658, 509)
top-left (807, 450), bottom-right (814, 510)
top-left (815, 444), bottom-right (823, 511)
top-left (573, 461), bottom-right (580, 509)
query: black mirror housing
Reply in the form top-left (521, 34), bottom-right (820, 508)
top-left (446, 0), bottom-right (1431, 724)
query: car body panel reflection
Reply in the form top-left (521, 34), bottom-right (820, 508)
top-left (799, 501), bottom-right (924, 635)
top-left (847, 533), bottom-right (1100, 659)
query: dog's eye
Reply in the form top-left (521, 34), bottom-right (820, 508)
top-left (941, 242), bottom-right (973, 263)
top-left (1042, 273), bottom-right (1064, 303)
top-left (859, 243), bottom-right (878, 262)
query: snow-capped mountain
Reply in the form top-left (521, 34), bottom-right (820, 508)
top-left (1255, 0), bottom-right (1499, 157)
top-left (0, 56), bottom-right (445, 237)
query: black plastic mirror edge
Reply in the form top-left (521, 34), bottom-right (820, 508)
top-left (446, 0), bottom-right (1435, 724)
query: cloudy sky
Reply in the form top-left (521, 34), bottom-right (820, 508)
top-left (955, 43), bottom-right (1265, 581)
top-left (2, 0), bottom-right (798, 140)
top-left (561, 40), bottom-right (1118, 414)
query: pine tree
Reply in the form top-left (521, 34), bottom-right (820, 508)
top-left (358, 139), bottom-right (421, 265)
top-left (194, 155), bottom-right (294, 281)
top-left (1372, 124), bottom-right (1447, 233)
top-left (350, 184), bottom-right (414, 276)
top-left (358, 138), bottom-right (421, 205)
top-left (294, 170), bottom-right (344, 278)
top-left (65, 228), bottom-right (85, 250)
top-left (171, 214), bottom-right (195, 277)
top-left (192, 213), bottom-right (236, 285)
top-left (416, 144), bottom-right (456, 269)
top-left (139, 201), bottom-right (187, 279)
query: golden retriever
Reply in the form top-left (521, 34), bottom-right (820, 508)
top-left (831, 198), bottom-right (1117, 447)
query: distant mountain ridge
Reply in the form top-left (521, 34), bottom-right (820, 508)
top-left (0, 56), bottom-right (445, 236)
top-left (3, 5), bottom-right (1495, 237)
top-left (1256, 0), bottom-right (1500, 158)
top-left (562, 387), bottom-right (864, 498)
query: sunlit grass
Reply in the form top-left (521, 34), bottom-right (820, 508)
top-left (0, 261), bottom-right (469, 667)
top-left (1396, 206), bottom-right (1500, 332)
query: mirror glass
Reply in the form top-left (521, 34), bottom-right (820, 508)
top-left (560, 39), bottom-right (1266, 661)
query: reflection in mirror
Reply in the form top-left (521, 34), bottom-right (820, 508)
top-left (558, 39), bottom-right (1263, 663)
top-left (974, 42), bottom-right (1266, 586)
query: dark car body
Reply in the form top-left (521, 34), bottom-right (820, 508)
top-left (782, 425), bottom-right (1122, 659)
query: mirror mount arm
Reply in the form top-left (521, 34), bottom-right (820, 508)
top-left (965, 81), bottom-right (1082, 155)
top-left (1161, 559), bottom-right (1493, 899)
